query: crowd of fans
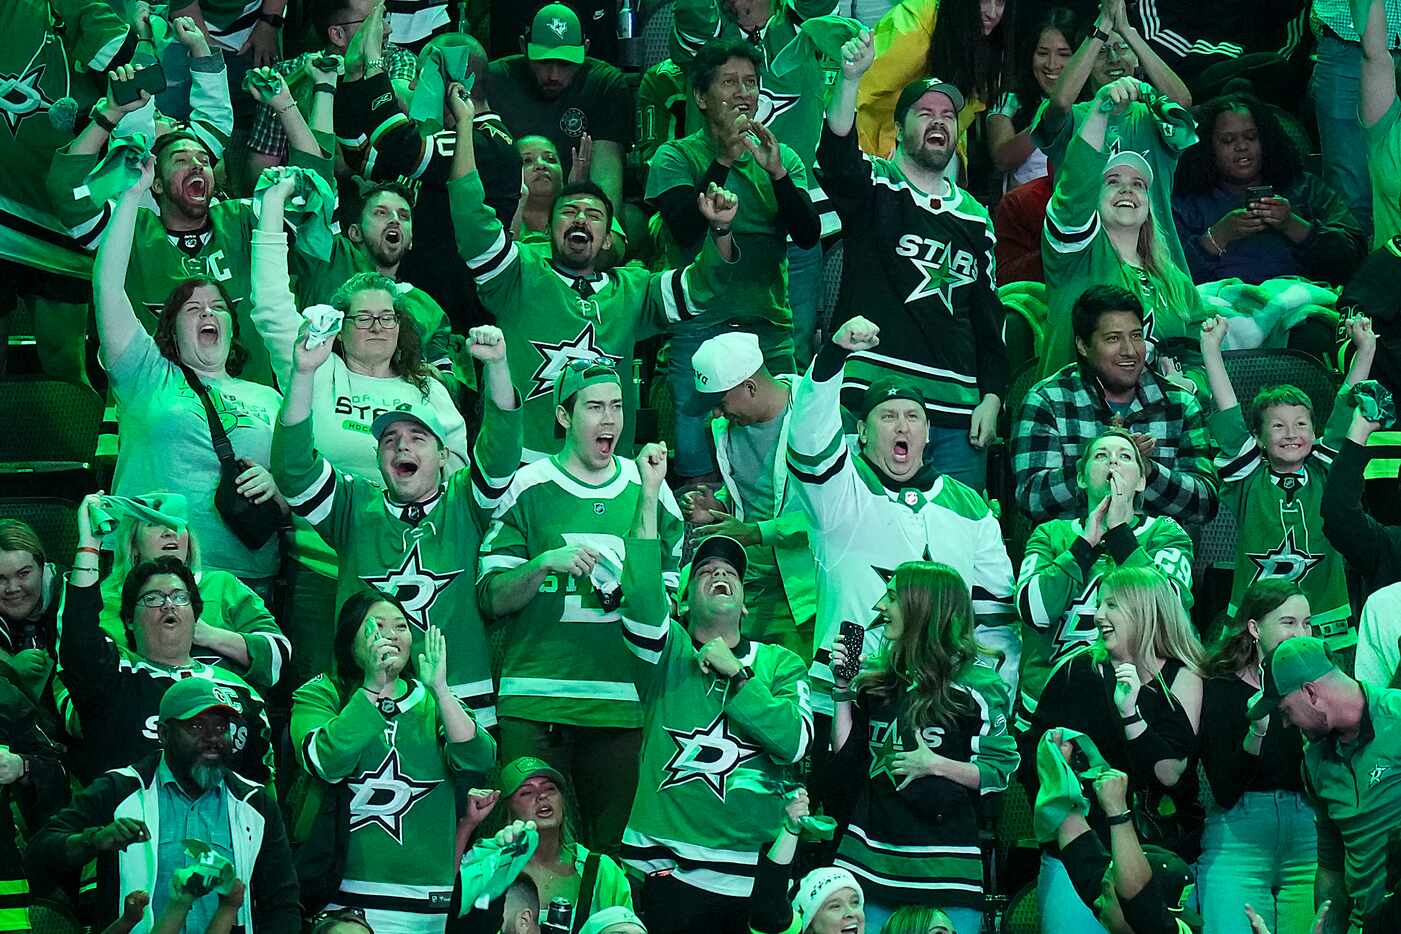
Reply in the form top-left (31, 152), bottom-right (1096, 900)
top-left (5, 1), bottom-right (1401, 934)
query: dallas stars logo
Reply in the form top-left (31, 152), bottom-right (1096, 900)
top-left (0, 65), bottom-right (53, 135)
top-left (1370, 764), bottom-right (1389, 788)
top-left (361, 543), bottom-right (461, 631)
top-left (1246, 528), bottom-right (1324, 585)
top-left (756, 90), bottom-right (800, 125)
top-left (526, 323), bottom-right (622, 401)
top-left (904, 250), bottom-right (975, 311)
top-left (346, 748), bottom-right (440, 842)
top-left (868, 722), bottom-right (905, 785)
top-left (659, 711), bottom-right (761, 800)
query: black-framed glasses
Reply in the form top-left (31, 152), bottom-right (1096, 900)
top-left (309, 906), bottom-right (373, 934)
top-left (137, 589), bottom-right (192, 608)
top-left (349, 311), bottom-right (400, 329)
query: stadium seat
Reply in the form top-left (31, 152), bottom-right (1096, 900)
top-left (1192, 348), bottom-right (1339, 576)
top-left (1001, 882), bottom-right (1040, 934)
top-left (0, 497), bottom-right (80, 567)
top-left (817, 241), bottom-right (844, 343)
top-left (0, 377), bottom-right (103, 483)
top-left (640, 0), bottom-right (675, 70)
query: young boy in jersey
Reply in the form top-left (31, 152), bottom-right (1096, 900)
top-left (272, 320), bottom-right (521, 728)
top-left (618, 443), bottom-right (812, 934)
top-left (1200, 313), bottom-right (1376, 649)
top-left (478, 360), bottom-right (685, 852)
top-left (1015, 427), bottom-right (1194, 729)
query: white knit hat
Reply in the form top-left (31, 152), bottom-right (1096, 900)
top-left (791, 867), bottom-right (864, 926)
top-left (577, 907), bottom-right (646, 934)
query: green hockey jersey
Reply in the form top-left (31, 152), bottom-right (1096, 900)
top-left (478, 456), bottom-right (685, 728)
top-left (449, 169), bottom-right (736, 460)
top-left (99, 568), bottom-right (291, 691)
top-left (272, 400), bottom-right (522, 726)
top-left (1210, 395), bottom-right (1355, 646)
top-left (291, 675), bottom-right (496, 912)
top-left (196, 0), bottom-right (262, 53)
top-left (618, 537), bottom-right (813, 898)
top-left (48, 145), bottom-right (335, 387)
top-left (0, 0), bottom-right (133, 276)
top-left (1015, 516), bottom-right (1193, 726)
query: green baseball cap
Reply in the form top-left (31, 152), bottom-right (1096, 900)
top-left (528, 4), bottom-right (585, 64)
top-left (1249, 636), bottom-right (1336, 720)
top-left (371, 407), bottom-right (448, 446)
top-left (552, 356), bottom-right (621, 410)
top-left (159, 677), bottom-right (243, 724)
top-left (499, 756), bottom-right (567, 797)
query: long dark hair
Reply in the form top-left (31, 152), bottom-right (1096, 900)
top-left (855, 562), bottom-right (984, 732)
top-left (1007, 7), bottom-right (1078, 129)
top-left (330, 589), bottom-right (418, 702)
top-left (1206, 578), bottom-right (1304, 677)
top-left (155, 277), bottom-right (250, 377)
top-left (926, 0), bottom-right (1017, 106)
top-left (329, 272), bottom-right (433, 399)
top-left (1175, 93), bottom-right (1303, 196)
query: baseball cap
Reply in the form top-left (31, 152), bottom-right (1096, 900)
top-left (499, 756), bottom-right (566, 797)
top-left (859, 376), bottom-right (927, 420)
top-left (371, 407), bottom-right (448, 446)
top-left (552, 356), bottom-right (621, 410)
top-left (685, 331), bottom-right (764, 416)
top-left (1137, 845), bottom-right (1201, 929)
top-left (159, 678), bottom-right (242, 724)
top-left (527, 4), bottom-right (585, 64)
top-left (691, 535), bottom-right (748, 579)
top-left (1249, 636), bottom-right (1336, 720)
top-left (894, 77), bottom-right (966, 127)
top-left (1103, 150), bottom-right (1155, 188)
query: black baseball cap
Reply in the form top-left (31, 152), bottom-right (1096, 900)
top-left (859, 376), bottom-right (927, 420)
top-left (894, 77), bottom-right (966, 126)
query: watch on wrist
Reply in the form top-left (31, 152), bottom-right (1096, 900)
top-left (731, 665), bottom-right (754, 685)
top-left (1092, 26), bottom-right (1112, 43)
top-left (258, 11), bottom-right (285, 28)
top-left (1106, 810), bottom-right (1134, 827)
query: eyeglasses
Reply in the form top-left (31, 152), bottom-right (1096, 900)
top-left (565, 356), bottom-right (617, 373)
top-left (137, 589), bottom-right (192, 608)
top-left (350, 311), bottom-right (400, 329)
top-left (310, 906), bottom-right (373, 934)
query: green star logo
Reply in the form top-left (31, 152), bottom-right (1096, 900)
top-left (903, 252), bottom-right (974, 311)
top-left (868, 722), bottom-right (905, 784)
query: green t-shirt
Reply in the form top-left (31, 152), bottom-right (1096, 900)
top-left (646, 130), bottom-right (807, 332)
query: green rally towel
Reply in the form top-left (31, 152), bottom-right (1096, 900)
top-left (74, 133), bottom-right (153, 204)
top-left (1033, 729), bottom-right (1112, 844)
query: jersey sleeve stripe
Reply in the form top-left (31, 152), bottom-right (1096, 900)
top-left (787, 448), bottom-right (849, 486)
top-left (621, 612), bottom-right (669, 664)
top-left (1215, 435), bottom-right (1263, 481)
top-left (367, 112), bottom-right (412, 148)
top-left (479, 554), bottom-right (527, 574)
top-left (1043, 205), bottom-right (1100, 254)
top-left (252, 631), bottom-right (291, 686)
top-left (300, 728), bottom-right (328, 780)
top-left (469, 457), bottom-right (513, 510)
top-left (465, 230), bottom-right (518, 284)
top-left (659, 269), bottom-right (696, 324)
top-left (285, 460), bottom-right (337, 525)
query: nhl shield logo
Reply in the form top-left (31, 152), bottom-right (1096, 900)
top-left (593, 502), bottom-right (606, 515)
top-left (548, 16), bottom-right (568, 37)
top-left (903, 490), bottom-right (919, 507)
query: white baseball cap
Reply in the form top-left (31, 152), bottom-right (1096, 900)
top-left (686, 330), bottom-right (764, 415)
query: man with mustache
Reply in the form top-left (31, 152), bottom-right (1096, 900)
top-left (817, 29), bottom-right (1008, 493)
top-left (488, 4), bottom-right (631, 214)
top-left (448, 81), bottom-right (742, 462)
top-left (617, 447), bottom-right (812, 934)
top-left (648, 37), bottom-right (822, 484)
top-left (27, 677), bottom-right (298, 934)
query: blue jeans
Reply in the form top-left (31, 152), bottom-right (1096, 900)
top-left (1198, 791), bottom-right (1317, 934)
top-left (667, 321), bottom-right (795, 479)
top-left (927, 424), bottom-right (988, 492)
top-left (862, 900), bottom-right (981, 934)
top-left (1037, 851), bottom-right (1108, 934)
top-left (787, 241), bottom-right (823, 371)
top-left (1311, 37), bottom-right (1374, 238)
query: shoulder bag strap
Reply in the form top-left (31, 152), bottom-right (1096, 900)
top-left (177, 362), bottom-right (238, 466)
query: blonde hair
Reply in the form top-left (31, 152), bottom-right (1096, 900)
top-left (1093, 566), bottom-right (1204, 674)
top-left (109, 515), bottom-right (202, 586)
top-left (856, 562), bottom-right (990, 732)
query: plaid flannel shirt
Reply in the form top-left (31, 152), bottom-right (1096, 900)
top-left (248, 45), bottom-right (418, 158)
top-left (1012, 363), bottom-right (1220, 526)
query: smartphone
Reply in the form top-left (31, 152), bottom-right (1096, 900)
top-left (833, 621), bottom-right (865, 683)
top-left (111, 63), bottom-right (167, 106)
top-left (1245, 184), bottom-right (1275, 204)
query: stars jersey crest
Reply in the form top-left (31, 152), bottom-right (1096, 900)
top-left (347, 747), bottom-right (441, 842)
top-left (660, 710), bottom-right (763, 800)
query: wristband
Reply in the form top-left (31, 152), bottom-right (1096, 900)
top-left (92, 111), bottom-right (119, 134)
top-left (730, 665), bottom-right (754, 685)
top-left (77, 546), bottom-right (100, 556)
top-left (1204, 227), bottom-right (1225, 256)
top-left (831, 688), bottom-right (856, 703)
top-left (258, 11), bottom-right (285, 28)
top-left (1105, 810), bottom-right (1133, 827)
top-left (711, 225), bottom-right (732, 237)
top-left (277, 102), bottom-right (298, 115)
top-left (1092, 26), bottom-right (1112, 43)
top-left (1121, 711), bottom-right (1144, 728)
top-left (313, 83), bottom-right (336, 96)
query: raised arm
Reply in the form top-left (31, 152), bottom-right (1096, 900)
top-left (246, 69), bottom-right (323, 159)
top-left (1047, 2), bottom-right (1113, 114)
top-left (1198, 315), bottom-right (1237, 411)
top-left (827, 28), bottom-right (872, 137)
top-left (1358, 0), bottom-right (1395, 129)
top-left (93, 159), bottom-right (153, 366)
top-left (249, 169), bottom-right (302, 387)
top-left (1111, 1), bottom-right (1191, 108)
